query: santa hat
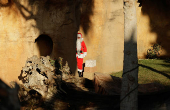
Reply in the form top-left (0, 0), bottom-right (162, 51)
top-left (77, 33), bottom-right (82, 38)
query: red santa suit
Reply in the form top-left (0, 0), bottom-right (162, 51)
top-left (76, 33), bottom-right (87, 73)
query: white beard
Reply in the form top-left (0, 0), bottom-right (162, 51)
top-left (76, 38), bottom-right (82, 55)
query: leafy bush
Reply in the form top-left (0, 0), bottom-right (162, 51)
top-left (147, 44), bottom-right (162, 59)
top-left (50, 57), bottom-right (70, 75)
top-left (49, 59), bottom-right (55, 66)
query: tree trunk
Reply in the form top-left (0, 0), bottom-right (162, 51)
top-left (120, 0), bottom-right (138, 110)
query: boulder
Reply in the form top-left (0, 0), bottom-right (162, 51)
top-left (18, 55), bottom-right (58, 100)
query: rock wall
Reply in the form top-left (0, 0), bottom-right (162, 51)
top-left (1, 0), bottom-right (170, 83)
top-left (0, 0), bottom-right (80, 84)
top-left (79, 0), bottom-right (124, 74)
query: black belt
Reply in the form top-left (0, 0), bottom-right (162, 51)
top-left (76, 50), bottom-right (82, 53)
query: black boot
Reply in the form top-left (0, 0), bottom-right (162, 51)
top-left (78, 71), bottom-right (81, 77)
top-left (81, 72), bottom-right (83, 77)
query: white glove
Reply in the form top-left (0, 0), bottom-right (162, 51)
top-left (83, 52), bottom-right (87, 57)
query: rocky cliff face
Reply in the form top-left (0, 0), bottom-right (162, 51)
top-left (0, 0), bottom-right (125, 83)
top-left (0, 0), bottom-right (81, 83)
top-left (79, 0), bottom-right (124, 74)
top-left (1, 0), bottom-right (169, 83)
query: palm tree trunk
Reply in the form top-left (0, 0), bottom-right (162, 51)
top-left (120, 0), bottom-right (138, 110)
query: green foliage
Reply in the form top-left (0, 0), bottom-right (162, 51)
top-left (49, 59), bottom-right (55, 66)
top-left (50, 57), bottom-right (70, 75)
top-left (147, 44), bottom-right (162, 59)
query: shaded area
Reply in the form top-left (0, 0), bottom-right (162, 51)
top-left (94, 73), bottom-right (170, 110)
top-left (35, 34), bottom-right (53, 56)
top-left (52, 80), bottom-right (170, 110)
top-left (80, 0), bottom-right (94, 35)
top-left (139, 0), bottom-right (170, 58)
top-left (164, 58), bottom-right (170, 63)
top-left (18, 73), bottom-right (121, 110)
top-left (62, 73), bottom-right (170, 110)
top-left (0, 79), bottom-right (20, 110)
top-left (39, 80), bottom-right (120, 110)
top-left (138, 91), bottom-right (170, 110)
top-left (9, 73), bottom-right (170, 110)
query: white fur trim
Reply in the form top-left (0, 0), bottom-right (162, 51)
top-left (77, 34), bottom-right (81, 38)
top-left (78, 69), bottom-right (83, 72)
top-left (76, 54), bottom-right (84, 58)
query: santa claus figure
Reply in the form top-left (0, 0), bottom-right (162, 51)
top-left (76, 33), bottom-right (87, 77)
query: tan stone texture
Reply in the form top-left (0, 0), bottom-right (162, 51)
top-left (80, 0), bottom-right (124, 74)
top-left (0, 0), bottom-right (79, 84)
top-left (1, 0), bottom-right (170, 83)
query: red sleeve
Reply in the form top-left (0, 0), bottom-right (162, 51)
top-left (82, 41), bottom-right (87, 52)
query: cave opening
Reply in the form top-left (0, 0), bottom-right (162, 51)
top-left (35, 34), bottom-right (53, 56)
